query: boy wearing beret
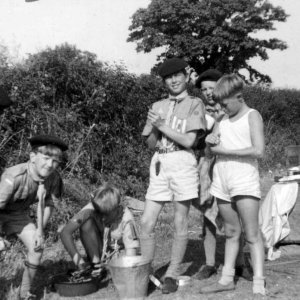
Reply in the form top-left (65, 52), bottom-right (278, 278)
top-left (0, 135), bottom-right (68, 300)
top-left (141, 57), bottom-right (206, 294)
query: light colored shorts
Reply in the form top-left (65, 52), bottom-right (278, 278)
top-left (146, 150), bottom-right (199, 202)
top-left (210, 157), bottom-right (261, 202)
top-left (0, 210), bottom-right (34, 236)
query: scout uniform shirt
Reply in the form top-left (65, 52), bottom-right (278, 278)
top-left (70, 204), bottom-right (139, 251)
top-left (0, 162), bottom-right (62, 212)
top-left (142, 90), bottom-right (206, 149)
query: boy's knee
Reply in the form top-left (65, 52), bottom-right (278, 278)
top-left (224, 226), bottom-right (241, 240)
top-left (174, 215), bottom-right (188, 234)
top-left (140, 215), bottom-right (156, 233)
top-left (27, 250), bottom-right (43, 264)
top-left (244, 230), bottom-right (261, 245)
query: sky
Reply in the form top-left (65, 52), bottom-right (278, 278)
top-left (0, 0), bottom-right (299, 89)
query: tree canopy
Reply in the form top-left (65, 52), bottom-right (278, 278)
top-left (128, 0), bottom-right (288, 82)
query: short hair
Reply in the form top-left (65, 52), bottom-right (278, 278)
top-left (31, 145), bottom-right (63, 160)
top-left (91, 184), bottom-right (121, 214)
top-left (213, 74), bottom-right (245, 103)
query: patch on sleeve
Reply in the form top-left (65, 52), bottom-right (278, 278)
top-left (193, 110), bottom-right (200, 116)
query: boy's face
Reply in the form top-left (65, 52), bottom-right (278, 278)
top-left (201, 80), bottom-right (217, 105)
top-left (219, 93), bottom-right (243, 117)
top-left (164, 71), bottom-right (189, 96)
top-left (30, 147), bottom-right (61, 179)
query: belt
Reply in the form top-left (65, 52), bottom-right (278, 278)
top-left (155, 146), bottom-right (183, 154)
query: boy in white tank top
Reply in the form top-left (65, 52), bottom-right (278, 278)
top-left (200, 74), bottom-right (266, 298)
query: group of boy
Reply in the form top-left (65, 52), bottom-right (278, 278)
top-left (0, 55), bottom-right (264, 299)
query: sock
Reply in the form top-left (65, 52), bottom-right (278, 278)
top-left (253, 276), bottom-right (266, 295)
top-left (218, 266), bottom-right (235, 285)
top-left (140, 232), bottom-right (156, 262)
top-left (203, 218), bottom-right (216, 267)
top-left (165, 234), bottom-right (188, 279)
top-left (19, 262), bottom-right (38, 297)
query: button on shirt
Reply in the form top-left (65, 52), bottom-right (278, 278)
top-left (142, 92), bottom-right (206, 149)
top-left (0, 162), bottom-right (63, 212)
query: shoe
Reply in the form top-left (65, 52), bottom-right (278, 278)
top-left (235, 265), bottom-right (253, 281)
top-left (195, 265), bottom-right (217, 280)
top-left (162, 277), bottom-right (178, 294)
top-left (199, 281), bottom-right (235, 294)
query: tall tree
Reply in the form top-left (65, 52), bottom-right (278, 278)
top-left (128, 0), bottom-right (288, 82)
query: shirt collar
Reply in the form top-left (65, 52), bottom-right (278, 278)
top-left (168, 90), bottom-right (188, 102)
top-left (27, 161), bottom-right (45, 183)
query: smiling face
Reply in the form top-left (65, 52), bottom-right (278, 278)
top-left (164, 70), bottom-right (189, 96)
top-left (201, 80), bottom-right (217, 105)
top-left (30, 146), bottom-right (62, 179)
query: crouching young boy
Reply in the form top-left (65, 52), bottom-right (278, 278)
top-left (60, 184), bottom-right (140, 273)
top-left (0, 135), bottom-right (67, 300)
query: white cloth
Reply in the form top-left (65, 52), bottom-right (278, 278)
top-left (259, 182), bottom-right (298, 260)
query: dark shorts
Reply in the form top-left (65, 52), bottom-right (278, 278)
top-left (0, 211), bottom-right (34, 236)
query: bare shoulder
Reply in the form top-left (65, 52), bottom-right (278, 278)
top-left (248, 109), bottom-right (263, 123)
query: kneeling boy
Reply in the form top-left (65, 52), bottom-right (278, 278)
top-left (0, 134), bottom-right (67, 300)
top-left (60, 184), bottom-right (139, 272)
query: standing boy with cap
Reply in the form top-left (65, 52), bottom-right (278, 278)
top-left (0, 134), bottom-right (67, 300)
top-left (141, 57), bottom-right (206, 294)
top-left (194, 70), bottom-right (252, 281)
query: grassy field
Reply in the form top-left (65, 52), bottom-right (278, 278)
top-left (1, 176), bottom-right (300, 300)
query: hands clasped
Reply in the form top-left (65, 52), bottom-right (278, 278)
top-left (148, 109), bottom-right (165, 128)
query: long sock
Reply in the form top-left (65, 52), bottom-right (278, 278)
top-left (19, 262), bottom-right (38, 297)
top-left (165, 234), bottom-right (188, 279)
top-left (218, 266), bottom-right (235, 285)
top-left (140, 233), bottom-right (156, 262)
top-left (203, 218), bottom-right (216, 266)
top-left (236, 233), bottom-right (246, 267)
top-left (253, 276), bottom-right (266, 295)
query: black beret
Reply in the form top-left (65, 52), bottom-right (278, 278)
top-left (0, 86), bottom-right (12, 109)
top-left (29, 135), bottom-right (68, 151)
top-left (158, 58), bottom-right (188, 78)
top-left (196, 69), bottom-right (223, 88)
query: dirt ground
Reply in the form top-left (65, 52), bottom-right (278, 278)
top-left (1, 177), bottom-right (300, 300)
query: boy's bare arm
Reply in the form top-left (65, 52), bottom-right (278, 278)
top-left (60, 219), bottom-right (85, 266)
top-left (146, 127), bottom-right (160, 150)
top-left (209, 111), bottom-right (265, 159)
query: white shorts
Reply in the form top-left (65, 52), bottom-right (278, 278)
top-left (210, 157), bottom-right (261, 202)
top-left (146, 150), bottom-right (199, 202)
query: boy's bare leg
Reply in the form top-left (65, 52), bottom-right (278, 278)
top-left (165, 200), bottom-right (190, 278)
top-left (140, 200), bottom-right (164, 262)
top-left (236, 196), bottom-right (265, 295)
top-left (203, 217), bottom-right (217, 267)
top-left (80, 219), bottom-right (102, 264)
top-left (18, 223), bottom-right (43, 298)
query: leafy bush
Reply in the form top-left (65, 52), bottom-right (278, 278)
top-left (0, 44), bottom-right (299, 238)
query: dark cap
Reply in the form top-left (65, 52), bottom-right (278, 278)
top-left (0, 86), bottom-right (13, 109)
top-left (158, 58), bottom-right (188, 78)
top-left (29, 135), bottom-right (68, 151)
top-left (196, 69), bottom-right (222, 88)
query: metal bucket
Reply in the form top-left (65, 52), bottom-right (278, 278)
top-left (108, 256), bottom-right (151, 300)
